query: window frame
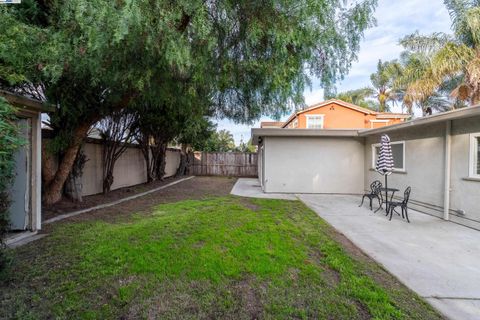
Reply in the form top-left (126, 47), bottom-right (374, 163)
top-left (469, 133), bottom-right (480, 179)
top-left (305, 114), bottom-right (325, 129)
top-left (371, 141), bottom-right (406, 172)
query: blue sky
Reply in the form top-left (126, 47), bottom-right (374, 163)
top-left (216, 0), bottom-right (453, 144)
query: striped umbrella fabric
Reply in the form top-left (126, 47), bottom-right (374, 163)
top-left (376, 134), bottom-right (394, 176)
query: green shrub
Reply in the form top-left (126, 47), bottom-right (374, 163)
top-left (0, 97), bottom-right (24, 272)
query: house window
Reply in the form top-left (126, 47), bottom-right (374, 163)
top-left (372, 141), bottom-right (405, 172)
top-left (306, 115), bottom-right (324, 129)
top-left (293, 119), bottom-right (298, 128)
top-left (469, 133), bottom-right (480, 178)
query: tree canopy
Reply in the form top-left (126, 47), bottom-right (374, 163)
top-left (195, 129), bottom-right (236, 152)
top-left (0, 0), bottom-right (378, 203)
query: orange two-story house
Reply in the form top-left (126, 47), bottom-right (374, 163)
top-left (281, 99), bottom-right (409, 129)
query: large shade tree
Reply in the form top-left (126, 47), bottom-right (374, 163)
top-left (0, 0), bottom-right (378, 204)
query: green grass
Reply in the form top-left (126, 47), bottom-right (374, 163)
top-left (0, 197), bottom-right (441, 319)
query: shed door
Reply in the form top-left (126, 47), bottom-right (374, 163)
top-left (9, 118), bottom-right (31, 230)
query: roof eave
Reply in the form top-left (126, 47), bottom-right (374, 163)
top-left (359, 105), bottom-right (480, 136)
top-left (0, 90), bottom-right (55, 113)
top-left (251, 128), bottom-right (359, 145)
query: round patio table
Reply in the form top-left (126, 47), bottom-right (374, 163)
top-left (374, 187), bottom-right (399, 213)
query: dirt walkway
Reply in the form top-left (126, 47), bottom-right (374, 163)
top-left (43, 176), bottom-right (190, 221)
top-left (42, 176), bottom-right (237, 227)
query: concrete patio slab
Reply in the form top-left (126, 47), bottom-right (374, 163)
top-left (231, 178), bottom-right (297, 200)
top-left (298, 194), bottom-right (480, 320)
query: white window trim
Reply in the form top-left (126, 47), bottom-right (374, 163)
top-left (305, 114), bottom-right (325, 129)
top-left (469, 133), bottom-right (480, 178)
top-left (371, 141), bottom-right (406, 172)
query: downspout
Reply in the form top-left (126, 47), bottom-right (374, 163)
top-left (443, 120), bottom-right (452, 221)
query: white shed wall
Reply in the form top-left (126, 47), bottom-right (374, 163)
top-left (263, 136), bottom-right (364, 194)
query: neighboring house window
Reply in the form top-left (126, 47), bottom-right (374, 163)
top-left (306, 115), bottom-right (324, 129)
top-left (469, 133), bottom-right (480, 178)
top-left (293, 119), bottom-right (298, 128)
top-left (372, 141), bottom-right (406, 172)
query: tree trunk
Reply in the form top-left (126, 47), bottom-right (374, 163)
top-left (102, 140), bottom-right (115, 194)
top-left (185, 150), bottom-right (193, 175)
top-left (153, 141), bottom-right (168, 180)
top-left (64, 148), bottom-right (87, 202)
top-left (43, 122), bottom-right (92, 205)
top-left (43, 94), bottom-right (135, 205)
top-left (41, 140), bottom-right (56, 188)
top-left (138, 133), bottom-right (154, 182)
top-left (175, 144), bottom-right (189, 177)
top-left (102, 172), bottom-right (114, 194)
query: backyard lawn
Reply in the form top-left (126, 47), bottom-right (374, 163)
top-left (1, 178), bottom-right (441, 319)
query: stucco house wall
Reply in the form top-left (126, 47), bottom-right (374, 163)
top-left (295, 103), bottom-right (368, 129)
top-left (283, 100), bottom-right (407, 129)
top-left (450, 116), bottom-right (480, 229)
top-left (364, 116), bottom-right (480, 230)
top-left (262, 136), bottom-right (365, 194)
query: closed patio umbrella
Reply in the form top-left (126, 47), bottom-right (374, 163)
top-left (376, 134), bottom-right (394, 208)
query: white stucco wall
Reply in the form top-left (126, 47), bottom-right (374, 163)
top-left (450, 116), bottom-right (480, 227)
top-left (364, 117), bottom-right (480, 229)
top-left (364, 123), bottom-right (446, 210)
top-left (263, 136), bottom-right (365, 194)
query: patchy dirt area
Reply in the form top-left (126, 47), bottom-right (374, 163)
top-left (42, 176), bottom-right (237, 225)
top-left (42, 176), bottom-right (189, 221)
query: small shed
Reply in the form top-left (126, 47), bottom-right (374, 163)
top-left (1, 90), bottom-right (54, 232)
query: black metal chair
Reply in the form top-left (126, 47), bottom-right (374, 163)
top-left (359, 180), bottom-right (382, 210)
top-left (387, 186), bottom-right (411, 222)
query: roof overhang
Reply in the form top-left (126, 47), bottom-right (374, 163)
top-left (376, 114), bottom-right (410, 119)
top-left (0, 90), bottom-right (55, 113)
top-left (251, 128), bottom-right (359, 145)
top-left (359, 105), bottom-right (480, 136)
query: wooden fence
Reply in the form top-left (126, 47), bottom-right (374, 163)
top-left (190, 152), bottom-right (258, 177)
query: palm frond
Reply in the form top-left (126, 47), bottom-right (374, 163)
top-left (464, 7), bottom-right (480, 46)
top-left (430, 43), bottom-right (475, 79)
top-left (400, 31), bottom-right (454, 56)
top-left (465, 56), bottom-right (480, 103)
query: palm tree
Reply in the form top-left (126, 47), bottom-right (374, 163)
top-left (400, 1), bottom-right (480, 106)
top-left (394, 51), bottom-right (452, 115)
top-left (370, 60), bottom-right (403, 112)
top-left (329, 87), bottom-right (378, 110)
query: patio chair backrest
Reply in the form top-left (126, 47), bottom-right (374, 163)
top-left (403, 186), bottom-right (411, 204)
top-left (370, 180), bottom-right (382, 195)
